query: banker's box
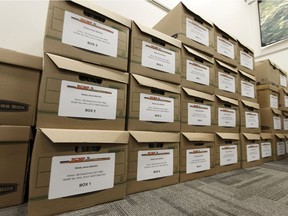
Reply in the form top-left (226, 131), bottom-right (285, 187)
top-left (279, 87), bottom-right (288, 112)
top-left (44, 0), bottom-right (131, 71)
top-left (0, 48), bottom-right (41, 126)
top-left (255, 60), bottom-right (281, 86)
top-left (37, 53), bottom-right (128, 130)
top-left (0, 126), bottom-right (31, 208)
top-left (28, 129), bottom-right (129, 216)
top-left (239, 100), bottom-right (260, 133)
top-left (180, 133), bottom-right (215, 182)
top-left (236, 40), bottom-right (255, 74)
top-left (153, 2), bottom-right (214, 56)
top-left (239, 70), bottom-right (257, 102)
top-left (271, 133), bottom-right (286, 161)
top-left (129, 21), bottom-right (181, 84)
top-left (260, 133), bottom-right (273, 163)
top-left (257, 84), bottom-right (279, 109)
top-left (181, 45), bottom-right (214, 94)
top-left (127, 74), bottom-right (181, 132)
top-left (260, 108), bottom-right (282, 133)
top-left (127, 131), bottom-right (179, 195)
top-left (283, 111), bottom-right (288, 133)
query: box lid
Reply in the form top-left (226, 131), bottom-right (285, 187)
top-left (275, 133), bottom-right (285, 139)
top-left (282, 111), bottom-right (288, 117)
top-left (0, 126), bottom-right (30, 142)
top-left (272, 108), bottom-right (282, 115)
top-left (242, 133), bottom-right (260, 140)
top-left (239, 70), bottom-right (256, 81)
top-left (215, 60), bottom-right (237, 74)
top-left (241, 100), bottom-right (259, 110)
top-left (260, 133), bottom-right (272, 140)
top-left (41, 128), bottom-right (129, 143)
top-left (47, 53), bottom-right (129, 84)
top-left (284, 134), bottom-right (288, 139)
top-left (130, 131), bottom-right (179, 143)
top-left (216, 95), bottom-right (238, 106)
top-left (182, 133), bottom-right (214, 142)
top-left (133, 74), bottom-right (180, 94)
top-left (281, 88), bottom-right (288, 95)
top-left (182, 87), bottom-right (214, 101)
top-left (214, 24), bottom-right (237, 42)
top-left (183, 45), bottom-right (213, 64)
top-left (256, 84), bottom-right (279, 92)
top-left (216, 133), bottom-right (239, 140)
top-left (237, 40), bottom-right (254, 54)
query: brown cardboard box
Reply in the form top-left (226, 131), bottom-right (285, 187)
top-left (279, 87), bottom-right (288, 111)
top-left (279, 68), bottom-right (287, 88)
top-left (181, 45), bottom-right (214, 94)
top-left (181, 87), bottom-right (215, 132)
top-left (239, 70), bottom-right (257, 102)
top-left (260, 108), bottom-right (282, 133)
top-left (127, 131), bottom-right (179, 194)
top-left (214, 60), bottom-right (239, 99)
top-left (180, 133), bottom-right (215, 182)
top-left (260, 133), bottom-right (273, 163)
top-left (255, 60), bottom-right (280, 86)
top-left (28, 129), bottom-right (129, 216)
top-left (285, 134), bottom-right (288, 158)
top-left (239, 100), bottom-right (260, 133)
top-left (272, 133), bottom-right (286, 161)
top-left (236, 40), bottom-right (255, 73)
top-left (0, 126), bottom-right (31, 208)
top-left (0, 48), bottom-right (41, 126)
top-left (153, 2), bottom-right (214, 56)
top-left (44, 0), bottom-right (131, 71)
top-left (257, 84), bottom-right (279, 109)
top-left (283, 111), bottom-right (288, 133)
top-left (240, 133), bottom-right (262, 168)
top-left (37, 53), bottom-right (128, 130)
top-left (129, 21), bottom-right (181, 84)
top-left (214, 133), bottom-right (241, 174)
top-left (127, 74), bottom-right (181, 132)
top-left (215, 95), bottom-right (239, 133)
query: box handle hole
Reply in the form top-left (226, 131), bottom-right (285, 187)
top-left (79, 75), bottom-right (102, 84)
top-left (152, 37), bottom-right (166, 47)
top-left (224, 141), bottom-right (232, 144)
top-left (83, 10), bottom-right (106, 23)
top-left (75, 146), bottom-right (101, 153)
top-left (194, 17), bottom-right (204, 25)
top-left (151, 88), bottom-right (165, 95)
top-left (148, 143), bottom-right (164, 148)
top-left (194, 56), bottom-right (204, 63)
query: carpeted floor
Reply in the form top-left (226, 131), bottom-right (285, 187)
top-left (2, 159), bottom-right (288, 216)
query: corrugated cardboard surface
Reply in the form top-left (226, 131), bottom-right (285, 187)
top-left (271, 133), bottom-right (286, 161)
top-left (236, 40), bottom-right (255, 72)
top-left (239, 70), bottom-right (257, 102)
top-left (255, 60), bottom-right (280, 86)
top-left (239, 100), bottom-right (261, 133)
top-left (279, 87), bottom-right (288, 112)
top-left (260, 108), bottom-right (282, 133)
top-left (257, 84), bottom-right (279, 109)
top-left (260, 133), bottom-right (274, 163)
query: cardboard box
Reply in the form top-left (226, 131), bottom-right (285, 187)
top-left (181, 45), bottom-right (215, 94)
top-left (279, 87), bottom-right (288, 112)
top-left (28, 129), bottom-right (129, 216)
top-left (214, 59), bottom-right (239, 99)
top-left (272, 133), bottom-right (286, 161)
top-left (260, 133), bottom-right (273, 163)
top-left (127, 74), bottom-right (181, 132)
top-left (44, 0), bottom-right (131, 71)
top-left (279, 68), bottom-right (287, 88)
top-left (129, 21), bottom-right (181, 84)
top-left (153, 2), bottom-right (214, 56)
top-left (285, 134), bottom-right (288, 158)
top-left (0, 126), bottom-right (31, 208)
top-left (214, 133), bottom-right (241, 174)
top-left (255, 60), bottom-right (280, 86)
top-left (0, 48), bottom-right (41, 126)
top-left (260, 108), bottom-right (282, 133)
top-left (180, 133), bottom-right (215, 182)
top-left (240, 133), bottom-right (262, 168)
top-left (257, 84), bottom-right (279, 109)
top-left (37, 53), bottom-right (128, 130)
top-left (127, 131), bottom-right (179, 194)
top-left (215, 95), bottom-right (239, 133)
top-left (239, 100), bottom-right (260, 133)
top-left (239, 70), bottom-right (257, 102)
top-left (283, 111), bottom-right (288, 133)
top-left (181, 87), bottom-right (215, 132)
top-left (236, 40), bottom-right (255, 73)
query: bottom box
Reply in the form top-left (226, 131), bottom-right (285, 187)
top-left (260, 133), bottom-right (274, 163)
top-left (272, 133), bottom-right (286, 161)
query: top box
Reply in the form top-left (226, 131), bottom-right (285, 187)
top-left (237, 40), bottom-right (254, 73)
top-left (44, 0), bottom-right (131, 71)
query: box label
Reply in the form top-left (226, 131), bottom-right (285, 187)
top-left (245, 112), bottom-right (259, 128)
top-left (286, 141), bottom-right (288, 153)
top-left (277, 142), bottom-right (285, 156)
top-left (58, 80), bottom-right (117, 120)
top-left (141, 41), bottom-right (176, 74)
top-left (62, 11), bottom-right (118, 57)
top-left (240, 51), bottom-right (253, 70)
top-left (280, 75), bottom-right (287, 87)
top-left (218, 72), bottom-right (235, 93)
top-left (186, 18), bottom-right (209, 47)
top-left (186, 148), bottom-right (210, 173)
top-left (220, 145), bottom-right (237, 166)
top-left (186, 60), bottom-right (209, 86)
top-left (284, 118), bottom-right (288, 130)
top-left (217, 36), bottom-right (234, 59)
top-left (188, 103), bottom-right (211, 126)
top-left (48, 153), bottom-right (115, 200)
top-left (139, 93), bottom-right (174, 122)
top-left (137, 149), bottom-right (173, 181)
top-left (261, 142), bottom-right (272, 158)
top-left (270, 94), bottom-right (278, 109)
top-left (246, 144), bottom-right (260, 162)
top-left (218, 108), bottom-right (236, 127)
top-left (285, 96), bottom-right (288, 107)
top-left (273, 116), bottom-right (281, 130)
top-left (241, 81), bottom-right (255, 98)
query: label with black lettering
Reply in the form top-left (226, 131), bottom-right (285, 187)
top-left (218, 108), bottom-right (236, 127)
top-left (0, 100), bottom-right (29, 112)
top-left (240, 51), bottom-right (253, 70)
top-left (186, 18), bottom-right (209, 46)
top-left (261, 142), bottom-right (272, 158)
top-left (186, 60), bottom-right (210, 85)
top-left (186, 148), bottom-right (210, 173)
top-left (188, 103), bottom-right (211, 126)
top-left (220, 145), bottom-right (237, 166)
top-left (217, 36), bottom-right (234, 59)
top-left (218, 71), bottom-right (235, 93)
top-left (241, 81), bottom-right (255, 98)
top-left (246, 144), bottom-right (260, 162)
top-left (245, 112), bottom-right (259, 128)
top-left (277, 142), bottom-right (285, 156)
top-left (0, 184), bottom-right (18, 196)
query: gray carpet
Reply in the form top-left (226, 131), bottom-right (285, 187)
top-left (2, 159), bottom-right (288, 216)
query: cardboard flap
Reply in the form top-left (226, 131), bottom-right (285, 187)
top-left (216, 133), bottom-right (239, 140)
top-left (237, 40), bottom-right (254, 53)
top-left (268, 59), bottom-right (279, 69)
top-left (272, 108), bottom-right (282, 115)
top-left (260, 133), bottom-right (272, 140)
top-left (41, 128), bottom-right (129, 143)
top-left (183, 45), bottom-right (213, 64)
top-left (282, 111), bottom-right (288, 117)
top-left (279, 69), bottom-right (286, 76)
top-left (275, 134), bottom-right (285, 139)
top-left (182, 87), bottom-right (214, 101)
top-left (243, 133), bottom-right (260, 141)
top-left (130, 131), bottom-right (179, 143)
top-left (71, 0), bottom-right (131, 28)
top-left (256, 84), bottom-right (279, 92)
top-left (132, 74), bottom-right (180, 94)
top-left (0, 126), bottom-right (30, 142)
top-left (47, 53), bottom-right (129, 84)
top-left (282, 88), bottom-right (288, 95)
top-left (216, 95), bottom-right (238, 106)
top-left (239, 70), bottom-right (256, 81)
top-left (134, 22), bottom-right (181, 48)
top-left (215, 60), bottom-right (237, 73)
top-left (182, 133), bottom-right (214, 142)
top-left (214, 24), bottom-right (237, 41)
top-left (241, 100), bottom-right (259, 110)
top-left (284, 134), bottom-right (288, 139)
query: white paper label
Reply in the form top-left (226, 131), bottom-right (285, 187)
top-left (141, 41), bottom-right (175, 74)
top-left (48, 153), bottom-right (115, 200)
top-left (285, 96), bottom-right (288, 108)
top-left (220, 145), bottom-right (238, 166)
top-left (218, 72), bottom-right (235, 93)
top-left (284, 118), bottom-right (288, 130)
top-left (270, 94), bottom-right (278, 109)
top-left (58, 80), bottom-right (117, 119)
top-left (277, 142), bottom-right (285, 156)
top-left (286, 141), bottom-right (288, 153)
top-left (188, 103), bottom-right (211, 126)
top-left (186, 148), bottom-right (210, 173)
top-left (246, 144), bottom-right (260, 162)
top-left (217, 36), bottom-right (234, 59)
top-left (218, 108), bottom-right (236, 127)
top-left (245, 112), bottom-right (259, 128)
top-left (186, 18), bottom-right (209, 46)
top-left (280, 75), bottom-right (287, 87)
top-left (273, 116), bottom-right (281, 130)
top-left (62, 11), bottom-right (118, 57)
top-left (241, 81), bottom-right (255, 98)
top-left (139, 93), bottom-right (174, 123)
top-left (137, 149), bottom-right (173, 181)
top-left (186, 60), bottom-right (209, 86)
top-left (261, 142), bottom-right (272, 158)
top-left (240, 51), bottom-right (253, 70)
